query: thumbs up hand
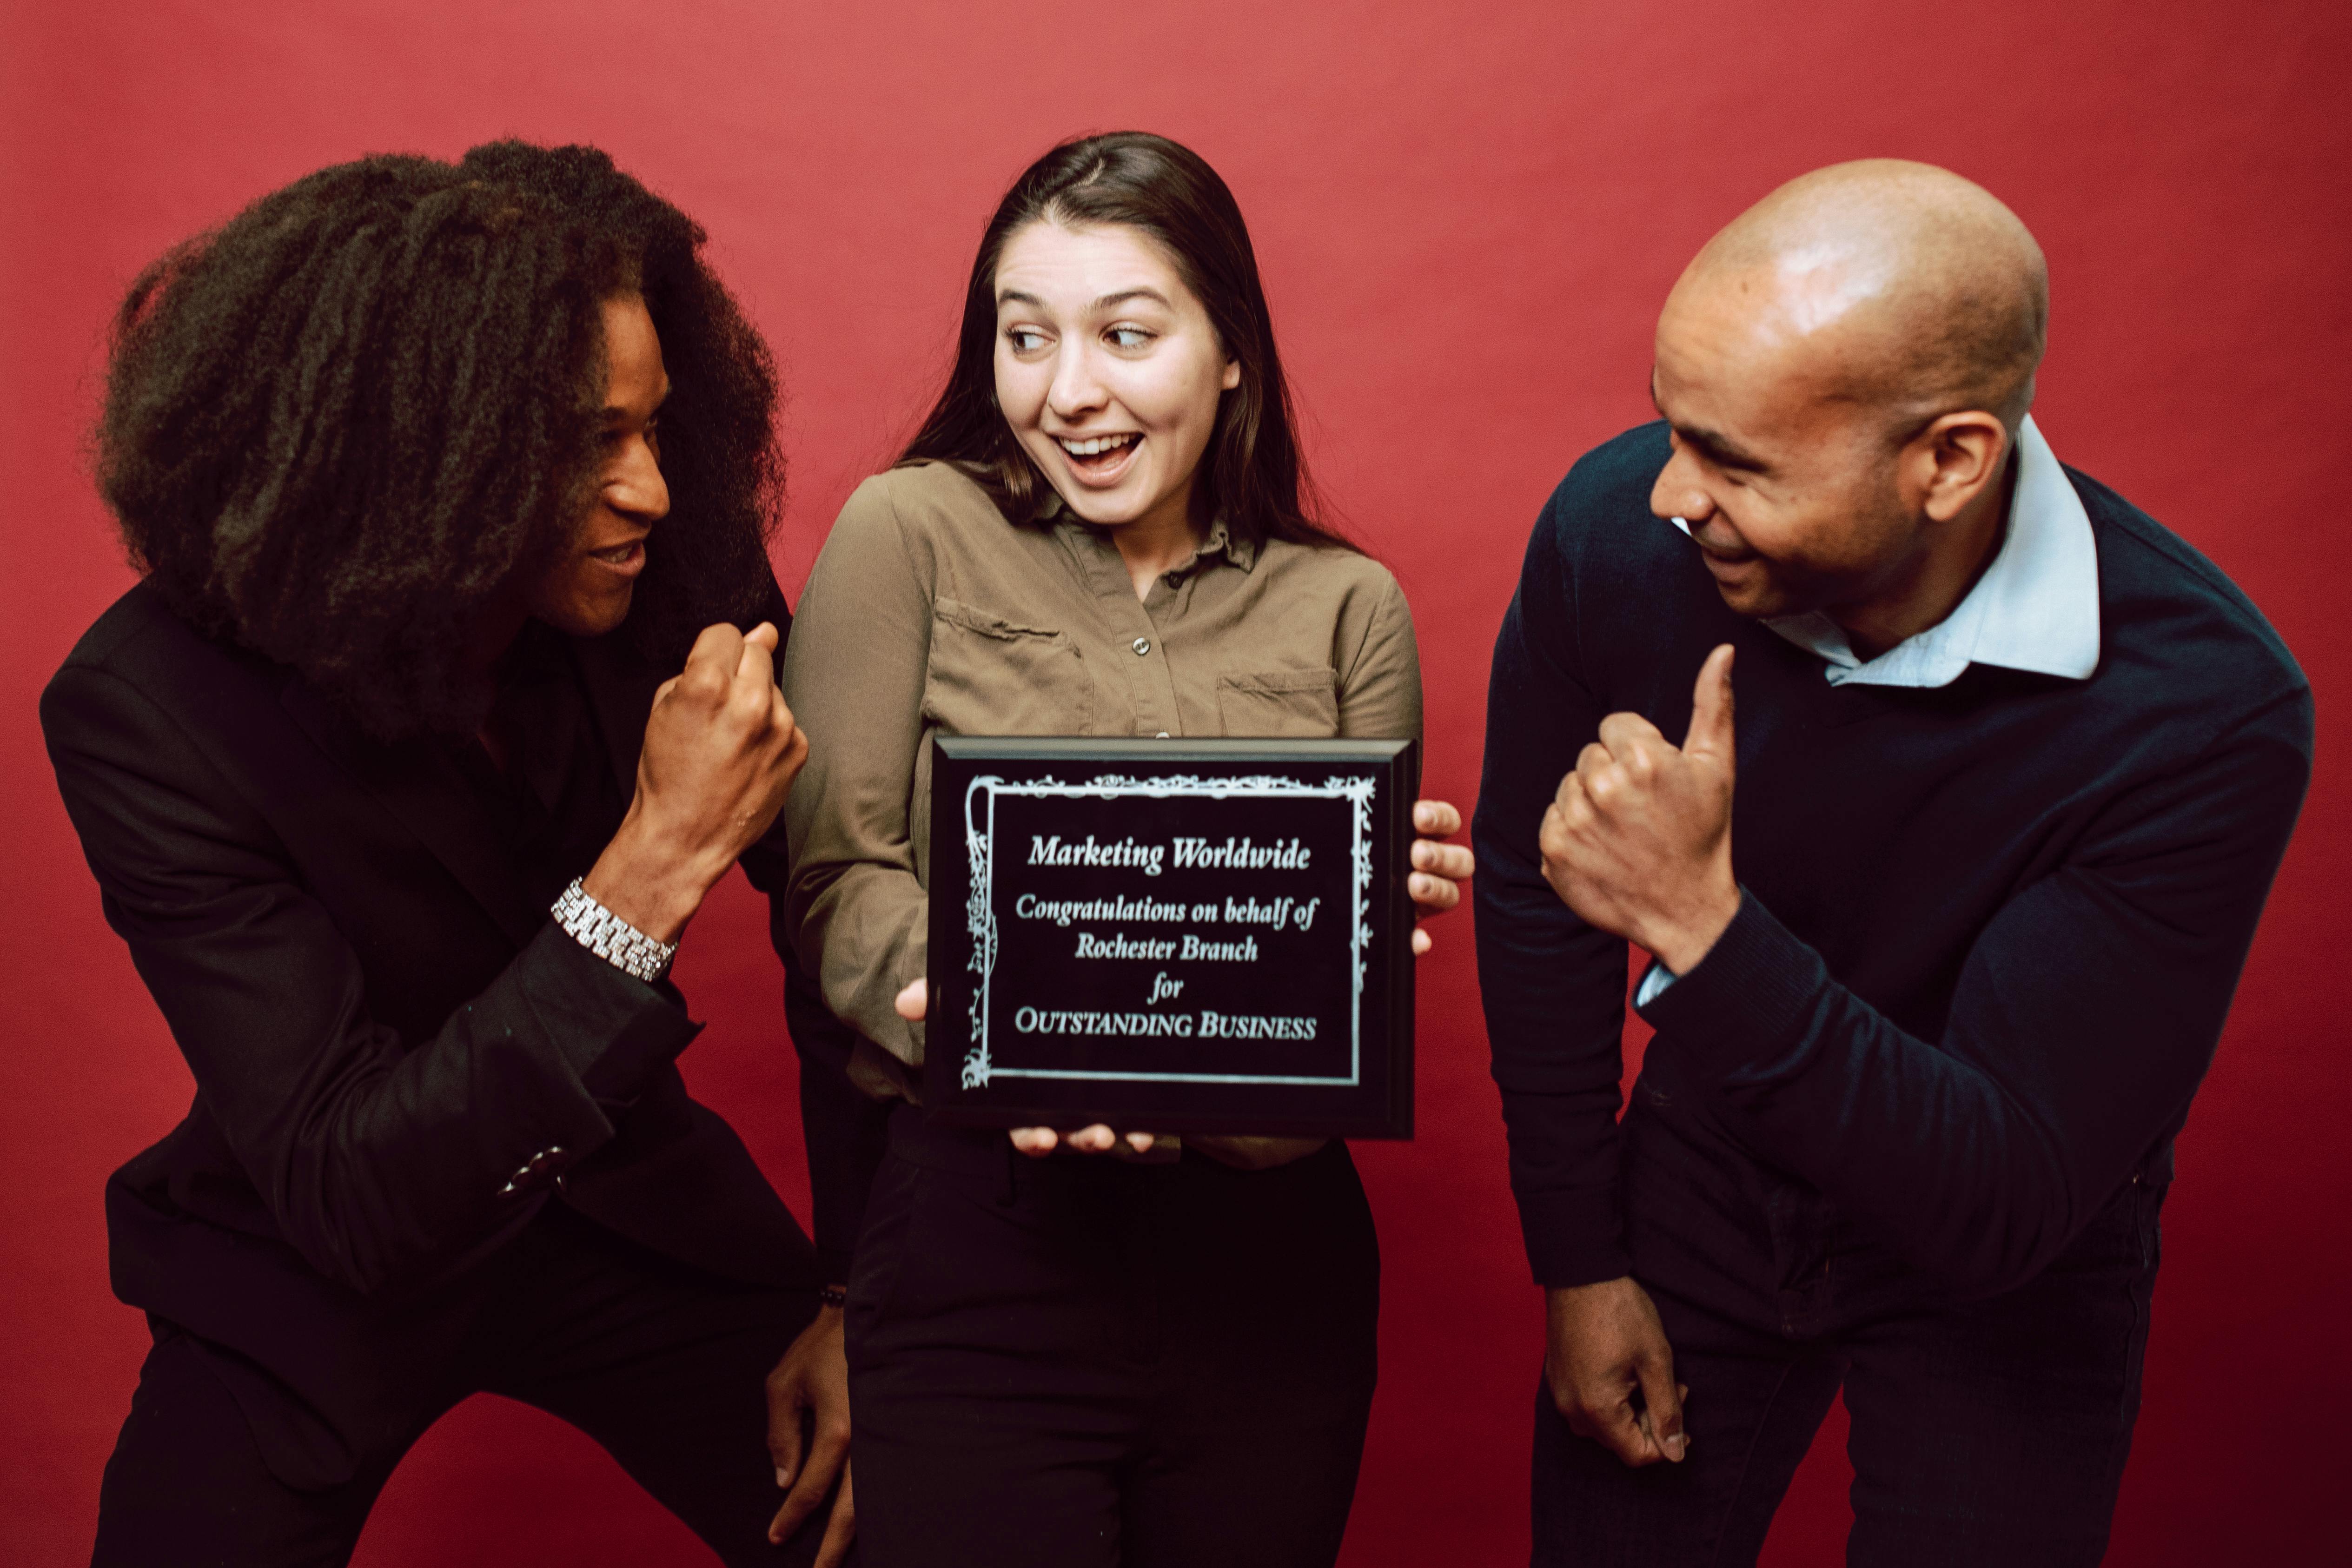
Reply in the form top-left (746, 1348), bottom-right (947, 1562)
top-left (1537, 644), bottom-right (1741, 976)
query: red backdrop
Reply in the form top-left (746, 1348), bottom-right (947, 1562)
top-left (3, 2), bottom-right (2346, 1562)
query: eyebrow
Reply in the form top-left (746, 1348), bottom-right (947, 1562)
top-left (603, 382), bottom-right (671, 420)
top-left (1089, 287), bottom-right (1170, 312)
top-left (994, 286), bottom-right (1174, 313)
top-left (1649, 373), bottom-right (1769, 472)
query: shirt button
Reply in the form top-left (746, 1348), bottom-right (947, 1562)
top-left (1131, 637), bottom-right (1151, 656)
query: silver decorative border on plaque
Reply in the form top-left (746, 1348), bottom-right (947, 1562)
top-left (960, 772), bottom-right (1377, 1091)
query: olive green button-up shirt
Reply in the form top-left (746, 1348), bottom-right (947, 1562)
top-left (779, 460), bottom-right (1423, 1079)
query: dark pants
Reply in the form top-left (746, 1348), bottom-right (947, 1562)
top-left (1532, 1093), bottom-right (2164, 1567)
top-left (846, 1109), bottom-right (1379, 1568)
top-left (92, 1203), bottom-right (841, 1568)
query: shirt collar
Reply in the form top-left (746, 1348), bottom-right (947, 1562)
top-left (1191, 516), bottom-right (1257, 573)
top-left (1666, 414), bottom-right (2100, 689)
top-left (1041, 489), bottom-right (1258, 575)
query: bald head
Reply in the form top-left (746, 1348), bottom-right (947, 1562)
top-left (1669, 159), bottom-right (2047, 431)
top-left (1648, 163), bottom-right (2055, 642)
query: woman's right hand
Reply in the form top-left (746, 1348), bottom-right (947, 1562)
top-left (893, 979), bottom-right (1161, 1158)
top-left (584, 621), bottom-right (809, 943)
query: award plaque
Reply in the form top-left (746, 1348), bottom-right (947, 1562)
top-left (924, 737), bottom-right (1417, 1138)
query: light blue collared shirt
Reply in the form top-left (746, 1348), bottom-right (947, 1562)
top-left (1637, 415), bottom-right (2100, 1005)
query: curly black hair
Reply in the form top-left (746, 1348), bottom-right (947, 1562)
top-left (96, 141), bottom-right (782, 739)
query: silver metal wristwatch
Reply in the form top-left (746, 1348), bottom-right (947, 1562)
top-left (550, 878), bottom-right (677, 983)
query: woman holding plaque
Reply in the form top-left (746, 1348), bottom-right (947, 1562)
top-left (777, 132), bottom-right (1471, 1567)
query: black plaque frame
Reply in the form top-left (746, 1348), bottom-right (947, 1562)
top-left (924, 737), bottom-right (1416, 1139)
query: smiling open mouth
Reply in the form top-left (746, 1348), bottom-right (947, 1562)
top-left (1055, 432), bottom-right (1140, 475)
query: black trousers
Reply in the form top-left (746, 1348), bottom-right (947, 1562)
top-left (1532, 1092), bottom-right (2164, 1567)
top-left (92, 1203), bottom-right (841, 1568)
top-left (846, 1109), bottom-right (1379, 1568)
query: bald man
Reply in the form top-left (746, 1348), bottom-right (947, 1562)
top-left (1474, 161), bottom-right (2311, 1565)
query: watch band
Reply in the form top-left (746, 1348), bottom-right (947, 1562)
top-left (550, 877), bottom-right (678, 983)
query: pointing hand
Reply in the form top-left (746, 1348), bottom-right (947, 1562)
top-left (1537, 644), bottom-right (1740, 975)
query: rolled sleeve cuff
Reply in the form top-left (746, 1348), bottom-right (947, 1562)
top-left (1513, 1184), bottom-right (1633, 1288)
top-left (1632, 890), bottom-right (1828, 1075)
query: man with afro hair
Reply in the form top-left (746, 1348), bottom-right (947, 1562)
top-left (44, 142), bottom-right (860, 1566)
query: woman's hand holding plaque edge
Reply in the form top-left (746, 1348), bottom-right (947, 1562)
top-left (1405, 798), bottom-right (1475, 954)
top-left (893, 797), bottom-right (1475, 1162)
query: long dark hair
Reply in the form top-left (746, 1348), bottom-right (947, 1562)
top-left (899, 131), bottom-right (1349, 551)
top-left (96, 141), bottom-right (781, 740)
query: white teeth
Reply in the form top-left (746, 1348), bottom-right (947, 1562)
top-left (1057, 433), bottom-right (1138, 457)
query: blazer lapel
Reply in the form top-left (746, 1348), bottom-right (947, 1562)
top-left (278, 678), bottom-right (543, 950)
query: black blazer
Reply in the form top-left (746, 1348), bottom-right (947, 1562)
top-left (41, 579), bottom-right (820, 1487)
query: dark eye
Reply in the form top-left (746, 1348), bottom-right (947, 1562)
top-left (1107, 326), bottom-right (1152, 350)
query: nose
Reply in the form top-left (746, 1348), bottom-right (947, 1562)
top-left (606, 433), bottom-right (669, 524)
top-left (1047, 339), bottom-right (1109, 420)
top-left (1650, 438), bottom-right (1715, 526)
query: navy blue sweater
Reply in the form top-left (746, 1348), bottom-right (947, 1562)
top-left (1473, 423), bottom-right (2312, 1294)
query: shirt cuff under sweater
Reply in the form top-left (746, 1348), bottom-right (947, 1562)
top-left (1631, 889), bottom-right (1828, 1074)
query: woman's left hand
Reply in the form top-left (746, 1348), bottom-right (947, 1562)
top-left (1408, 799), bottom-right (1476, 954)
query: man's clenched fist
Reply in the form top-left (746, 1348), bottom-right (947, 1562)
top-left (582, 620), bottom-right (809, 945)
top-left (1538, 644), bottom-right (1741, 976)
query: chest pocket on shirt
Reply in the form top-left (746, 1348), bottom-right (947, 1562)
top-left (924, 597), bottom-right (1095, 734)
top-left (1216, 668), bottom-right (1339, 738)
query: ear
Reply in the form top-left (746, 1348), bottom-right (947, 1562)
top-left (1911, 411), bottom-right (2011, 523)
top-left (1221, 357), bottom-right (1241, 392)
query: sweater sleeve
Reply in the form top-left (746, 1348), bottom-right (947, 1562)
top-left (1472, 489), bottom-right (1643, 1287)
top-left (1641, 689), bottom-right (2313, 1297)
